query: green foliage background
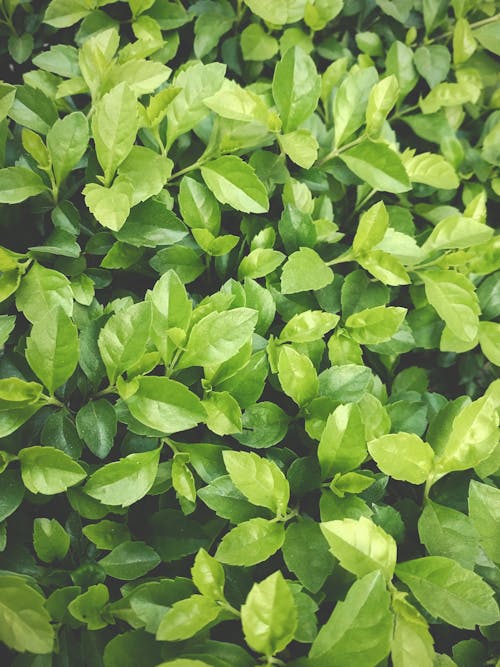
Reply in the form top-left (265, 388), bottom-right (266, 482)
top-left (0, 0), bottom-right (499, 665)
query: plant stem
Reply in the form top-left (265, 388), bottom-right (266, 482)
top-left (318, 134), bottom-right (365, 166)
top-left (93, 385), bottom-right (117, 398)
top-left (426, 12), bottom-right (499, 44)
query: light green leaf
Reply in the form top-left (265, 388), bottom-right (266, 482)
top-left (414, 45), bottom-right (451, 88)
top-left (84, 177), bottom-right (134, 232)
top-left (280, 310), bottom-right (339, 343)
top-left (201, 156), bottom-right (269, 214)
top-left (281, 247), bottom-right (333, 294)
top-left (272, 46), bottom-right (320, 132)
top-left (433, 395), bottom-right (499, 475)
top-left (359, 249), bottom-right (411, 286)
top-left (240, 23), bottom-right (279, 61)
top-left (391, 594), bottom-right (435, 667)
top-left (479, 321), bottom-right (500, 366)
top-left (333, 66), bottom-right (378, 147)
top-left (366, 74), bottom-right (399, 137)
top-left (179, 307), bottom-right (257, 368)
top-left (278, 345), bottom-right (318, 406)
top-left (179, 176), bottom-right (220, 234)
top-left (19, 446), bottom-right (86, 495)
top-left (318, 403), bottom-right (366, 478)
top-left (241, 571), bottom-right (297, 657)
top-left (203, 390), bottom-right (242, 436)
top-left (368, 433), bottom-right (434, 484)
top-left (26, 308), bottom-right (79, 394)
top-left (405, 152), bottom-right (459, 190)
top-left (223, 450), bottom-right (290, 516)
top-left (98, 301), bottom-right (152, 384)
top-left (0, 167), bottom-right (48, 203)
top-left (91, 83), bottom-right (138, 185)
top-left (346, 306), bottom-right (407, 344)
top-left (238, 248), bottom-right (286, 280)
top-left (320, 516), bottom-right (397, 580)
top-left (472, 22), bottom-right (500, 56)
top-left (46, 112), bottom-right (89, 185)
top-left (16, 262), bottom-right (73, 323)
top-left (116, 146), bottom-right (172, 206)
top-left (309, 570), bottom-right (393, 667)
top-left (156, 595), bottom-right (221, 641)
top-left (279, 129), bottom-right (319, 169)
top-left (191, 548), bottom-right (225, 601)
top-left (421, 270), bottom-right (480, 344)
top-left (124, 376), bottom-right (206, 434)
top-left (0, 576), bottom-right (54, 654)
top-left (395, 556), bottom-right (500, 629)
top-left (352, 200), bottom-right (388, 255)
top-left (84, 448), bottom-right (161, 507)
top-left (468, 480), bottom-right (500, 564)
top-left (340, 140), bottom-right (411, 194)
top-left (215, 518), bottom-right (285, 566)
top-left (68, 584), bottom-right (109, 630)
top-left (422, 215), bottom-right (493, 254)
top-left (44, 0), bottom-right (92, 27)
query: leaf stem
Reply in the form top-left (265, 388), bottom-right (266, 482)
top-left (318, 134), bottom-right (365, 166)
top-left (425, 12), bottom-right (499, 44)
top-left (93, 385), bottom-right (117, 398)
top-left (40, 394), bottom-right (65, 408)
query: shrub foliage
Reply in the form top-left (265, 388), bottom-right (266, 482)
top-left (0, 0), bottom-right (499, 665)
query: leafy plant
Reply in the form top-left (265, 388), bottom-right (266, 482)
top-left (0, 0), bottom-right (499, 665)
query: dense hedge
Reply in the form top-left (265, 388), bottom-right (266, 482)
top-left (0, 0), bottom-right (499, 665)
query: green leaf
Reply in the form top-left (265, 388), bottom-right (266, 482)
top-left (421, 270), bottom-right (480, 344)
top-left (474, 22), bottom-right (500, 56)
top-left (422, 215), bottom-right (493, 254)
top-left (278, 345), bottom-right (318, 406)
top-left (33, 518), bottom-right (70, 563)
top-left (68, 584), bottom-right (109, 630)
top-left (25, 308), bottom-right (79, 394)
top-left (82, 520), bottom-right (130, 550)
top-left (346, 305), bottom-right (407, 344)
top-left (83, 180), bottom-right (133, 232)
top-left (352, 201), bottom-right (388, 255)
top-left (414, 45), bottom-right (451, 88)
top-left (395, 557), bottom-right (500, 629)
top-left (179, 176), bottom-right (220, 234)
top-left (241, 571), bottom-right (297, 657)
top-left (46, 112), bottom-right (89, 185)
top-left (281, 247), bottom-right (334, 294)
top-left (91, 83), bottom-right (138, 185)
top-left (0, 576), bottom-right (54, 654)
top-left (282, 518), bottom-right (334, 593)
top-left (98, 301), bottom-right (152, 384)
top-left (418, 501), bottom-right (478, 570)
top-left (468, 481), bottom-right (500, 564)
top-left (44, 0), bottom-right (93, 27)
top-left (223, 450), bottom-right (290, 516)
top-left (433, 396), bottom-right (499, 475)
top-left (16, 262), bottom-right (73, 323)
top-left (340, 140), bottom-right (411, 194)
top-left (279, 129), bottom-right (319, 168)
top-left (156, 595), bottom-right (221, 641)
top-left (333, 66), bottom-right (378, 147)
top-left (318, 403), bottom-right (366, 478)
top-left (391, 594), bottom-right (435, 667)
top-left (19, 446), bottom-right (86, 495)
top-left (0, 167), bottom-right (48, 203)
top-left (320, 516), bottom-right (397, 581)
top-left (201, 156), bottom-right (269, 214)
top-left (117, 147), bottom-right (172, 206)
top-left (179, 307), bottom-right (257, 368)
top-left (215, 518), bottom-right (285, 566)
top-left (479, 321), bottom-right (500, 366)
top-left (84, 448), bottom-right (161, 507)
top-left (272, 46), bottom-right (320, 132)
top-left (405, 152), bottom-right (459, 190)
top-left (0, 470), bottom-right (25, 523)
top-left (76, 399), bottom-right (117, 459)
top-left (238, 248), bottom-right (286, 280)
top-left (366, 75), bottom-right (399, 137)
top-left (117, 199), bottom-right (187, 248)
top-left (368, 433), bottom-right (434, 484)
top-left (309, 570), bottom-right (393, 667)
top-left (99, 541), bottom-right (160, 580)
top-left (191, 548), bottom-right (225, 601)
top-left (280, 310), bottom-right (339, 343)
top-left (203, 390), bottom-right (242, 436)
top-left (240, 23), bottom-right (279, 61)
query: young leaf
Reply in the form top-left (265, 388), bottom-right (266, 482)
top-left (215, 518), bottom-right (285, 566)
top-left (84, 448), bottom-right (161, 507)
top-left (46, 112), bottom-right (89, 185)
top-left (191, 548), bottom-right (226, 601)
top-left (340, 140), bottom-right (411, 194)
top-left (241, 571), bottom-right (297, 657)
top-left (368, 433), bottom-right (434, 484)
top-left (33, 518), bottom-right (70, 563)
top-left (280, 247), bottom-right (334, 294)
top-left (395, 557), bottom-right (500, 629)
top-left (320, 516), bottom-right (397, 581)
top-left (0, 167), bottom-right (48, 203)
top-left (201, 156), bottom-right (269, 214)
top-left (222, 450), bottom-right (290, 516)
top-left (19, 446), bottom-right (86, 495)
top-left (468, 481), bottom-right (500, 564)
top-left (156, 595), bottom-right (221, 641)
